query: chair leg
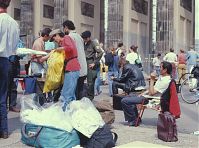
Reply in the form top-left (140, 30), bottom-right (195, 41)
top-left (135, 101), bottom-right (146, 127)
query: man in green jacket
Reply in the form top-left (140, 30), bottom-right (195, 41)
top-left (81, 31), bottom-right (103, 100)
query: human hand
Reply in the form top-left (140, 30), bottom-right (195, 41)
top-left (150, 72), bottom-right (156, 80)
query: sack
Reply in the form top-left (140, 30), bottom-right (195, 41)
top-left (157, 112), bottom-right (178, 142)
top-left (21, 124), bottom-right (80, 148)
top-left (105, 53), bottom-right (114, 66)
top-left (94, 100), bottom-right (115, 124)
top-left (43, 51), bottom-right (65, 93)
top-left (84, 124), bottom-right (118, 148)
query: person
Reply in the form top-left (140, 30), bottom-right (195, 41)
top-left (31, 28), bottom-right (52, 75)
top-left (186, 46), bottom-right (199, 73)
top-left (126, 45), bottom-right (142, 65)
top-left (112, 59), bottom-right (146, 95)
top-left (163, 48), bottom-right (177, 79)
top-left (49, 29), bottom-right (80, 111)
top-left (107, 47), bottom-right (119, 97)
top-left (81, 31), bottom-right (103, 100)
top-left (0, 0), bottom-right (20, 139)
top-left (121, 61), bottom-right (172, 126)
top-left (63, 20), bottom-right (87, 100)
top-left (177, 49), bottom-right (186, 82)
top-left (116, 42), bottom-right (124, 57)
top-left (152, 53), bottom-right (161, 77)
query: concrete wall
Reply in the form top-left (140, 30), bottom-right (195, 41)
top-left (173, 0), bottom-right (194, 52)
top-left (68, 0), bottom-right (101, 39)
top-left (7, 0), bottom-right (21, 25)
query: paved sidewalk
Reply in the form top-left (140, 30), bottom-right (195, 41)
top-left (0, 85), bottom-right (198, 148)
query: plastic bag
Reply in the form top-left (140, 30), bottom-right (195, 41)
top-left (43, 50), bottom-right (65, 93)
top-left (20, 96), bottom-right (73, 132)
top-left (67, 97), bottom-right (105, 138)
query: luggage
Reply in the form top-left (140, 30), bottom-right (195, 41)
top-left (113, 94), bottom-right (126, 110)
top-left (79, 124), bottom-right (118, 148)
top-left (94, 100), bottom-right (115, 124)
top-left (21, 123), bottom-right (80, 148)
top-left (157, 112), bottom-right (178, 142)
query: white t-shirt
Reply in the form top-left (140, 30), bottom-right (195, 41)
top-left (154, 75), bottom-right (171, 93)
top-left (153, 57), bottom-right (161, 67)
top-left (126, 52), bottom-right (141, 64)
top-left (163, 52), bottom-right (177, 63)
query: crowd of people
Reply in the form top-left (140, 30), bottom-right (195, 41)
top-left (0, 0), bottom-right (198, 140)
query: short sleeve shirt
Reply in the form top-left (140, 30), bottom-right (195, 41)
top-left (154, 76), bottom-right (171, 93)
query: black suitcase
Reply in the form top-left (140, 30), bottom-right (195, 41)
top-left (113, 94), bottom-right (126, 110)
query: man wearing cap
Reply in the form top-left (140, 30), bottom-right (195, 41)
top-left (49, 29), bottom-right (80, 111)
top-left (0, 0), bottom-right (19, 139)
top-left (81, 30), bottom-right (103, 100)
top-left (63, 20), bottom-right (87, 100)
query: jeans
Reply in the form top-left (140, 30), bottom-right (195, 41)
top-left (87, 68), bottom-right (97, 100)
top-left (94, 70), bottom-right (101, 95)
top-left (7, 78), bottom-right (18, 108)
top-left (0, 57), bottom-right (9, 133)
top-left (60, 71), bottom-right (79, 111)
top-left (112, 81), bottom-right (125, 95)
top-left (121, 94), bottom-right (147, 123)
top-left (154, 66), bottom-right (160, 77)
top-left (108, 71), bottom-right (119, 96)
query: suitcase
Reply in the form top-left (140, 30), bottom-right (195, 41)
top-left (113, 94), bottom-right (126, 110)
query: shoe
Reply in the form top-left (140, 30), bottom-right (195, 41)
top-left (0, 132), bottom-right (9, 139)
top-left (98, 91), bottom-right (102, 95)
top-left (9, 107), bottom-right (20, 113)
top-left (128, 121), bottom-right (136, 126)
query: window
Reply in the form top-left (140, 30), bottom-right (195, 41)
top-left (132, 0), bottom-right (148, 15)
top-left (180, 0), bottom-right (192, 12)
top-left (43, 5), bottom-right (54, 19)
top-left (81, 1), bottom-right (94, 18)
top-left (14, 8), bottom-right (20, 21)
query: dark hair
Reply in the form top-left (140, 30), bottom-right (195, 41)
top-left (118, 42), bottom-right (123, 47)
top-left (170, 48), bottom-right (174, 52)
top-left (41, 28), bottom-right (52, 37)
top-left (81, 30), bottom-right (91, 38)
top-left (62, 20), bottom-right (75, 30)
top-left (161, 61), bottom-right (172, 75)
top-left (157, 53), bottom-right (161, 57)
top-left (0, 0), bottom-right (11, 9)
top-left (58, 32), bottom-right (65, 38)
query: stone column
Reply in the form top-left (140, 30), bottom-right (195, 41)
top-left (195, 0), bottom-right (199, 52)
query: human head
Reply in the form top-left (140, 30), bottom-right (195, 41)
top-left (0, 0), bottom-right (11, 9)
top-left (160, 61), bottom-right (172, 76)
top-left (130, 45), bottom-right (138, 52)
top-left (49, 29), bottom-right (65, 44)
top-left (180, 49), bottom-right (184, 53)
top-left (170, 48), bottom-right (174, 52)
top-left (157, 53), bottom-right (161, 57)
top-left (118, 42), bottom-right (123, 48)
top-left (41, 28), bottom-right (52, 42)
top-left (81, 30), bottom-right (91, 42)
top-left (62, 20), bottom-right (75, 35)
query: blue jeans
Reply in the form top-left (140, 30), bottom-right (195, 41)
top-left (60, 71), bottom-right (79, 111)
top-left (154, 66), bottom-right (160, 77)
top-left (0, 57), bottom-right (9, 133)
top-left (108, 71), bottom-right (119, 96)
top-left (94, 70), bottom-right (101, 94)
top-left (121, 94), bottom-right (147, 123)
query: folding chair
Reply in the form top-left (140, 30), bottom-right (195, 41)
top-left (135, 79), bottom-right (180, 127)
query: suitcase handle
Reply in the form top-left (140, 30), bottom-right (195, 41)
top-left (22, 124), bottom-right (43, 139)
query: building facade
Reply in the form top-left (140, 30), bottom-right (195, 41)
top-left (156, 0), bottom-right (194, 53)
top-left (7, 0), bottom-right (102, 47)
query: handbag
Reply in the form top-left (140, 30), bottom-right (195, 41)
top-left (21, 123), bottom-right (80, 148)
top-left (135, 53), bottom-right (142, 69)
top-left (157, 112), bottom-right (178, 142)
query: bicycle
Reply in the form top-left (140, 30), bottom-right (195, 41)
top-left (178, 66), bottom-right (199, 104)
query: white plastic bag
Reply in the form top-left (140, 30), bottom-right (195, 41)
top-left (67, 97), bottom-right (105, 138)
top-left (20, 96), bottom-right (73, 132)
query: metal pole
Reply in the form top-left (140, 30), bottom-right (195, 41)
top-left (195, 0), bottom-right (199, 52)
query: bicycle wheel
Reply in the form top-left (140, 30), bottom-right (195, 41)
top-left (180, 77), bottom-right (199, 104)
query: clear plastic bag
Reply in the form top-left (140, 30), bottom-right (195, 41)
top-left (67, 97), bottom-right (105, 138)
top-left (20, 95), bottom-right (73, 132)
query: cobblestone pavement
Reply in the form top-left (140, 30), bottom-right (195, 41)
top-left (0, 85), bottom-right (198, 148)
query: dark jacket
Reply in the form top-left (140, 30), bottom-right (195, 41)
top-left (113, 63), bottom-right (145, 92)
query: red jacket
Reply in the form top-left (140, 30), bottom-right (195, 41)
top-left (61, 35), bottom-right (80, 72)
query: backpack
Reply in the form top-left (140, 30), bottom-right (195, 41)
top-left (105, 53), bottom-right (114, 66)
top-left (79, 124), bottom-right (118, 148)
top-left (157, 112), bottom-right (178, 142)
